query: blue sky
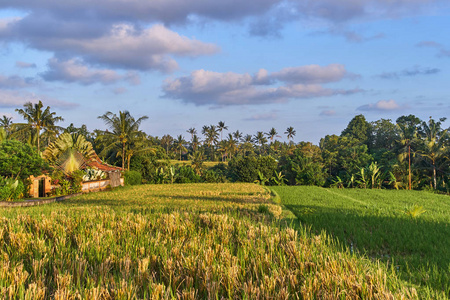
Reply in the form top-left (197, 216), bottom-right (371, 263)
top-left (1, 1), bottom-right (449, 144)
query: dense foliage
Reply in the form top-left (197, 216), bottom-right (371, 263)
top-left (2, 102), bottom-right (450, 193)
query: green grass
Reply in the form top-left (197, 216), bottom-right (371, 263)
top-left (0, 183), bottom-right (416, 299)
top-left (271, 186), bottom-right (450, 299)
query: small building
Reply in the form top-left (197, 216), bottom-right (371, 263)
top-left (29, 175), bottom-right (52, 198)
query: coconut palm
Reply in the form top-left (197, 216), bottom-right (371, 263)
top-left (418, 117), bottom-right (449, 189)
top-left (97, 111), bottom-right (148, 169)
top-left (217, 121), bottom-right (228, 141)
top-left (285, 126), bottom-right (296, 143)
top-left (14, 101), bottom-right (64, 153)
top-left (396, 115), bottom-right (421, 190)
top-left (254, 131), bottom-right (268, 155)
top-left (266, 127), bottom-right (279, 144)
top-left (160, 134), bottom-right (174, 157)
top-left (186, 127), bottom-right (197, 140)
top-left (174, 135), bottom-right (188, 161)
top-left (203, 125), bottom-right (219, 159)
top-left (0, 116), bottom-right (12, 137)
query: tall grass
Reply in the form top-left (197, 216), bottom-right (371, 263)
top-left (0, 183), bottom-right (415, 299)
top-left (271, 186), bottom-right (450, 299)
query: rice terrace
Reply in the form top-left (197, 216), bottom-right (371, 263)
top-left (0, 182), bottom-right (447, 299)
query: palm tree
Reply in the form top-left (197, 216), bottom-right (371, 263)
top-left (418, 117), bottom-right (449, 189)
top-left (186, 127), bottom-right (197, 140)
top-left (285, 126), bottom-right (296, 143)
top-left (97, 111), bottom-right (148, 169)
top-left (396, 115), bottom-right (421, 190)
top-left (174, 135), bottom-right (188, 161)
top-left (0, 116), bottom-right (12, 136)
top-left (14, 101), bottom-right (64, 153)
top-left (160, 134), bottom-right (174, 157)
top-left (191, 134), bottom-right (201, 152)
top-left (266, 127), bottom-right (279, 144)
top-left (203, 125), bottom-right (219, 160)
top-left (217, 121), bottom-right (228, 141)
top-left (254, 131), bottom-right (267, 155)
top-left (189, 150), bottom-right (204, 175)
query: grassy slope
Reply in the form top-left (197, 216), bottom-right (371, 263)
top-left (0, 183), bottom-right (415, 299)
top-left (271, 186), bottom-right (450, 299)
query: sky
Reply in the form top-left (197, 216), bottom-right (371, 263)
top-left (1, 0), bottom-right (450, 144)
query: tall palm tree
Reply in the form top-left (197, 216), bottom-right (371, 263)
top-left (160, 134), bottom-right (174, 157)
top-left (418, 117), bottom-right (449, 189)
top-left (266, 127), bottom-right (279, 144)
top-left (97, 111), bottom-right (148, 169)
top-left (186, 127), bottom-right (197, 140)
top-left (191, 134), bottom-right (201, 152)
top-left (217, 121), bottom-right (228, 141)
top-left (14, 101), bottom-right (64, 153)
top-left (285, 126), bottom-right (296, 143)
top-left (174, 135), bottom-right (188, 161)
top-left (203, 125), bottom-right (219, 160)
top-left (254, 131), bottom-right (267, 155)
top-left (232, 130), bottom-right (243, 144)
top-left (396, 115), bottom-right (421, 190)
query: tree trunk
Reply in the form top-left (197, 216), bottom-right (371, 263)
top-left (122, 143), bottom-right (125, 169)
top-left (408, 144), bottom-right (411, 190)
top-left (433, 162), bottom-right (437, 190)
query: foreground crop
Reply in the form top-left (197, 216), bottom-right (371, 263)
top-left (0, 184), bottom-right (414, 299)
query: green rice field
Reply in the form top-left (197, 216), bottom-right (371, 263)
top-left (0, 183), bottom-right (417, 299)
top-left (271, 186), bottom-right (450, 299)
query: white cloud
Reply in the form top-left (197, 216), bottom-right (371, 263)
top-left (272, 64), bottom-right (349, 84)
top-left (0, 19), bottom-right (219, 72)
top-left (41, 58), bottom-right (123, 85)
top-left (0, 74), bottom-right (35, 89)
top-left (0, 89), bottom-right (77, 109)
top-left (358, 99), bottom-right (404, 111)
top-left (163, 65), bottom-right (363, 106)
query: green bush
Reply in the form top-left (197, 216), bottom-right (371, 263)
top-left (124, 170), bottom-right (142, 185)
top-left (0, 177), bottom-right (24, 201)
top-left (228, 156), bottom-right (258, 182)
top-left (174, 166), bottom-right (201, 183)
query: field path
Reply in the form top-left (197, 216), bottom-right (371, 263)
top-left (322, 188), bottom-right (367, 206)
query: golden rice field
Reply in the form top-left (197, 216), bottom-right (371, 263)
top-left (0, 183), bottom-right (416, 299)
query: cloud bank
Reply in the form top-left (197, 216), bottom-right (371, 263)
top-left (163, 64), bottom-right (362, 106)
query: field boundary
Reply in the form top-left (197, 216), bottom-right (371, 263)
top-left (0, 193), bottom-right (81, 208)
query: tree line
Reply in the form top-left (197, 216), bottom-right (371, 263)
top-left (1, 101), bottom-right (449, 193)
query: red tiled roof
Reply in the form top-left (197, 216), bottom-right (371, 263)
top-left (86, 153), bottom-right (123, 172)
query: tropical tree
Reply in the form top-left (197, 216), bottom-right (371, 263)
top-left (14, 101), bottom-right (64, 153)
top-left (202, 125), bottom-right (219, 159)
top-left (160, 134), bottom-right (174, 157)
top-left (43, 133), bottom-right (96, 174)
top-left (97, 111), bottom-right (148, 169)
top-left (0, 116), bottom-right (12, 137)
top-left (266, 127), bottom-right (279, 144)
top-left (396, 115), bottom-right (421, 190)
top-left (418, 117), bottom-right (449, 189)
top-left (174, 135), bottom-right (188, 161)
top-left (217, 121), bottom-right (228, 141)
top-left (186, 127), bottom-right (197, 140)
top-left (254, 131), bottom-right (267, 155)
top-left (285, 126), bottom-right (296, 143)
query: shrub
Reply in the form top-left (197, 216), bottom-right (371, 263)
top-left (0, 177), bottom-right (24, 201)
top-left (124, 170), bottom-right (142, 185)
top-left (174, 166), bottom-right (201, 183)
top-left (228, 156), bottom-right (258, 182)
